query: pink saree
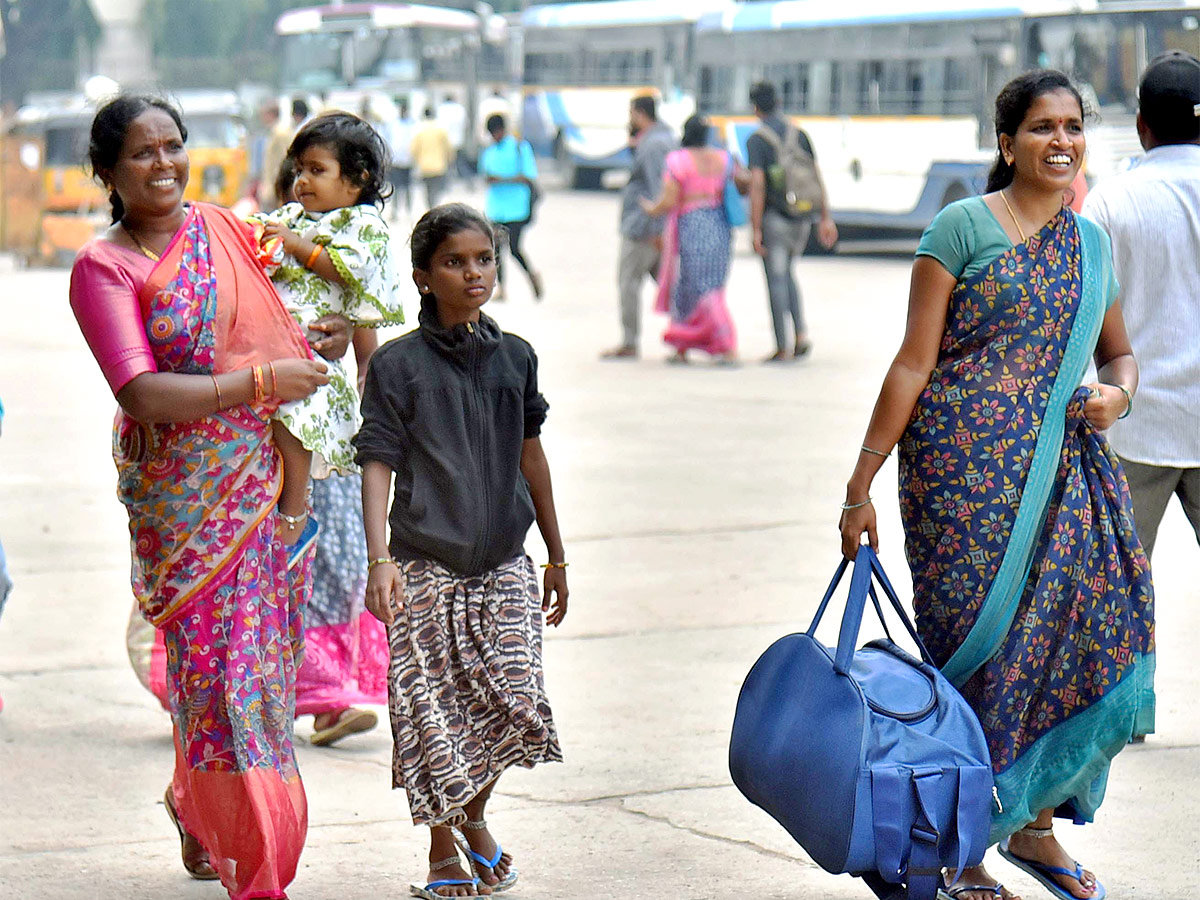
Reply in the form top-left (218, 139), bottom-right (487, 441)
top-left (71, 203), bottom-right (314, 900)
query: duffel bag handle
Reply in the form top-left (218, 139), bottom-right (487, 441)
top-left (812, 547), bottom-right (935, 675)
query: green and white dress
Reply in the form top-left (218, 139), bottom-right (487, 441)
top-left (256, 202), bottom-right (405, 476)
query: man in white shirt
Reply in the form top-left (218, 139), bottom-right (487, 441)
top-left (387, 97), bottom-right (417, 220)
top-left (436, 94), bottom-right (469, 183)
top-left (1082, 51), bottom-right (1200, 564)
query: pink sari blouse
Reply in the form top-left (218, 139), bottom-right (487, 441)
top-left (69, 240), bottom-right (158, 395)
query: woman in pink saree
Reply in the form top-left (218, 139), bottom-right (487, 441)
top-left (642, 114), bottom-right (739, 364)
top-left (69, 95), bottom-right (330, 900)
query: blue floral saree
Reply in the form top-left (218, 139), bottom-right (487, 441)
top-left (898, 208), bottom-right (1154, 844)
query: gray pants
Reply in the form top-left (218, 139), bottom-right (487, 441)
top-left (617, 236), bottom-right (660, 348)
top-left (1119, 457), bottom-right (1200, 559)
top-left (762, 209), bottom-right (812, 352)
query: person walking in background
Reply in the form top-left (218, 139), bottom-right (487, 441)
top-left (70, 94), bottom-right (329, 898)
top-left (839, 71), bottom-right (1153, 900)
top-left (1081, 51), bottom-right (1199, 743)
top-left (640, 113), bottom-right (738, 364)
top-left (260, 96), bottom-right (311, 212)
top-left (1081, 51), bottom-right (1200, 559)
top-left (253, 111), bottom-right (406, 747)
top-left (437, 93), bottom-right (469, 183)
top-left (387, 97), bottom-right (417, 222)
top-left (412, 107), bottom-right (452, 211)
top-left (746, 81), bottom-right (837, 362)
top-left (357, 204), bottom-right (568, 899)
top-left (480, 114), bottom-right (543, 301)
top-left (601, 95), bottom-right (675, 359)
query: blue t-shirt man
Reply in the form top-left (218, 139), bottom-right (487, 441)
top-left (480, 135), bottom-right (538, 224)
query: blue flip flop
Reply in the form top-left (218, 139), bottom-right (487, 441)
top-left (451, 827), bottom-right (519, 892)
top-left (999, 840), bottom-right (1106, 900)
top-left (409, 876), bottom-right (480, 899)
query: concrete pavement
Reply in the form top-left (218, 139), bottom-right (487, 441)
top-left (0, 186), bottom-right (1196, 899)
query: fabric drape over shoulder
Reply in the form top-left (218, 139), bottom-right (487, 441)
top-left (900, 204), bottom-right (1154, 843)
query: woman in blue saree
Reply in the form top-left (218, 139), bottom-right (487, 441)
top-left (839, 71), bottom-right (1153, 900)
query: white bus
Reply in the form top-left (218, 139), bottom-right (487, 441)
top-left (693, 0), bottom-right (1200, 242)
top-left (519, 0), bottom-right (734, 188)
top-left (275, 2), bottom-right (508, 108)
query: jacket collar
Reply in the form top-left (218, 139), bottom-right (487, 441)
top-left (418, 294), bottom-right (502, 363)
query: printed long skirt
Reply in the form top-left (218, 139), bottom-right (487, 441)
top-left (387, 554), bottom-right (562, 825)
top-left (662, 206), bottom-right (736, 356)
top-left (295, 473), bottom-right (388, 716)
top-left (163, 515), bottom-right (313, 900)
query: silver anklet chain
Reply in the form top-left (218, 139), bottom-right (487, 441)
top-left (430, 856), bottom-right (461, 871)
top-left (1017, 825), bottom-right (1054, 838)
top-left (461, 819), bottom-right (488, 831)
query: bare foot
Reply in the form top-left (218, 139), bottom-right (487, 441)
top-left (943, 865), bottom-right (1021, 900)
top-left (458, 823), bottom-right (514, 889)
top-left (1005, 831), bottom-right (1100, 898)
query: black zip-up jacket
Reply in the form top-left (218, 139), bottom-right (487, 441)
top-left (354, 297), bottom-right (549, 576)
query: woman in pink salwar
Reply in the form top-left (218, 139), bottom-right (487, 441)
top-left (69, 95), bottom-right (331, 900)
top-left (642, 114), bottom-right (739, 364)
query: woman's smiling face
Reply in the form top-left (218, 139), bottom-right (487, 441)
top-left (1003, 88), bottom-right (1086, 193)
top-left (106, 108), bottom-right (189, 220)
top-left (414, 227), bottom-right (497, 323)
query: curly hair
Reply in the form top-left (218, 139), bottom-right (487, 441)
top-left (288, 111), bottom-right (391, 208)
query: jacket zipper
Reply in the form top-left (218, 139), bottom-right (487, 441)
top-left (465, 323), bottom-right (491, 573)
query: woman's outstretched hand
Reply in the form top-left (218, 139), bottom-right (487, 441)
top-left (839, 499), bottom-right (878, 560)
top-left (365, 560), bottom-right (402, 625)
top-left (271, 358), bottom-right (329, 401)
top-left (542, 567), bottom-right (568, 627)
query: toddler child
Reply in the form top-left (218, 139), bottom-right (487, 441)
top-left (355, 203), bottom-right (569, 899)
top-left (254, 111), bottom-right (404, 544)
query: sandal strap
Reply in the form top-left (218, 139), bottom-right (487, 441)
top-left (430, 856), bottom-right (461, 871)
top-left (1017, 825), bottom-right (1054, 838)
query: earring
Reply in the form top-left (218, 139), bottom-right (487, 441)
top-left (419, 285), bottom-right (429, 293)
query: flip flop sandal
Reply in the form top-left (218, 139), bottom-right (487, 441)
top-left (452, 826), bottom-right (519, 892)
top-left (999, 839), bottom-right (1106, 900)
top-left (938, 885), bottom-right (1008, 900)
top-left (163, 788), bottom-right (219, 881)
top-left (409, 877), bottom-right (481, 899)
top-left (310, 707), bottom-right (378, 747)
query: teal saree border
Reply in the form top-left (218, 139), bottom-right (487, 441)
top-left (942, 215), bottom-right (1108, 687)
top-left (988, 652), bottom-right (1154, 844)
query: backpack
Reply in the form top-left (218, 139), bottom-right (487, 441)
top-left (729, 547), bottom-right (994, 900)
top-left (755, 122), bottom-right (823, 217)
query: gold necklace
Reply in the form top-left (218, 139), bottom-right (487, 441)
top-left (122, 221), bottom-right (162, 261)
top-left (999, 190), bottom-right (1027, 243)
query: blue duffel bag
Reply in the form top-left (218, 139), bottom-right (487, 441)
top-left (729, 547), bottom-right (995, 900)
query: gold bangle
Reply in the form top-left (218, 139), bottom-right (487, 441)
top-left (267, 361), bottom-right (278, 398)
top-left (254, 365), bottom-right (267, 403)
top-left (211, 374), bottom-right (223, 410)
top-left (305, 244), bottom-right (323, 268)
top-left (367, 557), bottom-right (396, 573)
top-left (860, 445), bottom-right (891, 459)
top-left (540, 561), bottom-right (569, 569)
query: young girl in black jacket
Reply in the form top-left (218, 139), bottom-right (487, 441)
top-left (355, 203), bottom-right (568, 900)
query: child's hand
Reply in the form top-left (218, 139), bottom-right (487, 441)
top-left (542, 566), bottom-right (568, 627)
top-left (261, 222), bottom-right (300, 256)
top-left (365, 561), bottom-right (403, 625)
top-left (271, 358), bottom-right (329, 401)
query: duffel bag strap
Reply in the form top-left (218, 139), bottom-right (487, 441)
top-left (871, 769), bottom-right (949, 900)
top-left (907, 772), bottom-right (947, 900)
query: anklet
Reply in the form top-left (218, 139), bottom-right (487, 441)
top-left (279, 509), bottom-right (307, 527)
top-left (1017, 825), bottom-right (1054, 838)
top-left (462, 819), bottom-right (488, 831)
top-left (430, 856), bottom-right (461, 871)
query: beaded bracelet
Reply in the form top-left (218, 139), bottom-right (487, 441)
top-left (540, 562), bottom-right (569, 569)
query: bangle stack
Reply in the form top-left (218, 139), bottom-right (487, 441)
top-left (252, 365), bottom-right (266, 404)
top-left (211, 374), bottom-right (224, 410)
top-left (267, 361), bottom-right (278, 397)
top-left (860, 445), bottom-right (891, 459)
